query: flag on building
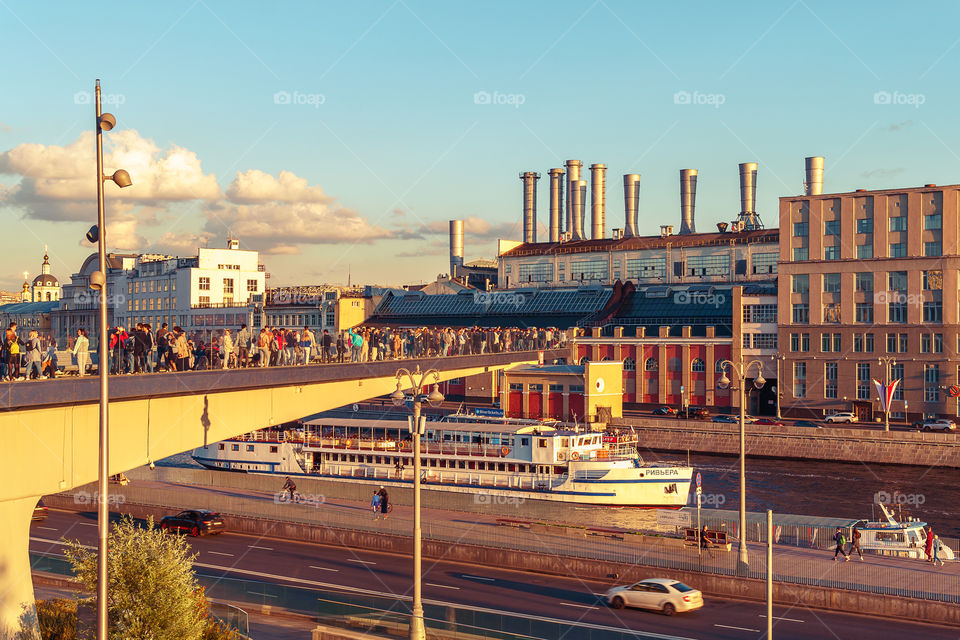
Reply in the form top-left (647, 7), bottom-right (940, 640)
top-left (873, 378), bottom-right (901, 412)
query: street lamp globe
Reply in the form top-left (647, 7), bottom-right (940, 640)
top-left (390, 381), bottom-right (405, 407)
top-left (109, 169), bottom-right (132, 188)
top-left (427, 383), bottom-right (444, 407)
top-left (717, 371), bottom-right (731, 390)
top-left (754, 373), bottom-right (766, 389)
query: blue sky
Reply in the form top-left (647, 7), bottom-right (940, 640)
top-left (2, 1), bottom-right (959, 289)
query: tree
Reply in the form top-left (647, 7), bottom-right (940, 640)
top-left (64, 516), bottom-right (207, 640)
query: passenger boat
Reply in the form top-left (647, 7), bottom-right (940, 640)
top-left (191, 413), bottom-right (693, 507)
top-left (852, 503), bottom-right (955, 560)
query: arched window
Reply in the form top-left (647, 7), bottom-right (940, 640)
top-left (716, 360), bottom-right (728, 373)
top-left (623, 357), bottom-right (636, 371)
top-left (644, 357), bottom-right (658, 371)
top-left (691, 358), bottom-right (705, 373)
top-left (579, 356), bottom-right (589, 365)
top-left (601, 356), bottom-right (612, 362)
top-left (667, 357), bottom-right (681, 372)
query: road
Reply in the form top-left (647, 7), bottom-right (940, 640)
top-left (30, 508), bottom-right (959, 640)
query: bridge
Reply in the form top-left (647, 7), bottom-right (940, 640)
top-left (0, 351), bottom-right (546, 630)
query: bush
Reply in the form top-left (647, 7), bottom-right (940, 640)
top-left (35, 599), bottom-right (78, 640)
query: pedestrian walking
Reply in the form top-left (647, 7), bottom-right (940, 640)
top-left (371, 491), bottom-right (382, 520)
top-left (926, 527), bottom-right (935, 562)
top-left (23, 330), bottom-right (42, 380)
top-left (73, 328), bottom-right (90, 376)
top-left (932, 535), bottom-right (945, 567)
top-left (833, 527), bottom-right (849, 561)
top-left (378, 487), bottom-right (389, 519)
top-left (848, 526), bottom-right (863, 560)
top-left (236, 324), bottom-right (251, 368)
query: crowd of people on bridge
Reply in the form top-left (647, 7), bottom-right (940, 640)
top-left (0, 322), bottom-right (570, 379)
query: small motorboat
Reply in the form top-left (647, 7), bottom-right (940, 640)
top-left (852, 503), bottom-right (954, 561)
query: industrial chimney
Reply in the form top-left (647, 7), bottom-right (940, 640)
top-left (519, 171), bottom-right (540, 243)
top-left (564, 160), bottom-right (582, 236)
top-left (449, 220), bottom-right (464, 277)
top-left (570, 179), bottom-right (587, 241)
top-left (738, 162), bottom-right (759, 230)
top-left (804, 156), bottom-right (824, 195)
top-left (622, 174), bottom-right (641, 238)
top-left (590, 163), bottom-right (606, 240)
top-left (679, 169), bottom-right (698, 235)
top-left (548, 168), bottom-right (564, 242)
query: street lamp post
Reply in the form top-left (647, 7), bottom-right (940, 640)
top-left (391, 367), bottom-right (444, 640)
top-left (718, 356), bottom-right (765, 575)
top-left (773, 355), bottom-right (785, 420)
top-left (878, 356), bottom-right (896, 432)
top-left (91, 79), bottom-right (132, 640)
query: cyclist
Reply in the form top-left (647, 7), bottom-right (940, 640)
top-left (281, 477), bottom-right (297, 502)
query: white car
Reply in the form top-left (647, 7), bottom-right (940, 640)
top-left (604, 578), bottom-right (703, 615)
top-left (918, 419), bottom-right (956, 432)
top-left (825, 412), bottom-right (858, 424)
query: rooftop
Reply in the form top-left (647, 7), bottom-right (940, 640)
top-left (500, 229), bottom-right (779, 259)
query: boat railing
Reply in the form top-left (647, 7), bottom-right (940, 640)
top-left (305, 438), bottom-right (518, 458)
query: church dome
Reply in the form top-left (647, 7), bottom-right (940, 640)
top-left (33, 273), bottom-right (59, 287)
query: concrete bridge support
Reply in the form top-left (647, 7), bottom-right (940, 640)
top-left (0, 497), bottom-right (43, 636)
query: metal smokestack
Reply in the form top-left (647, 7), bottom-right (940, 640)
top-left (570, 179), bottom-right (587, 241)
top-left (548, 168), bottom-right (564, 242)
top-left (679, 169), bottom-right (698, 235)
top-left (564, 160), bottom-right (582, 236)
top-left (590, 163), bottom-right (606, 240)
top-left (804, 156), bottom-right (824, 195)
top-left (739, 162), bottom-right (758, 229)
top-left (519, 171), bottom-right (540, 243)
top-left (449, 219), bottom-right (464, 276)
top-left (622, 174), bottom-right (641, 238)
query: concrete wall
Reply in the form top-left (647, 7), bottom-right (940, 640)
top-left (613, 418), bottom-right (960, 467)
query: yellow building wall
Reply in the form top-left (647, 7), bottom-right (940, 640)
top-left (585, 361), bottom-right (623, 422)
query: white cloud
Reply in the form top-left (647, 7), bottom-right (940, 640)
top-left (226, 169), bottom-right (333, 204)
top-left (152, 231), bottom-right (216, 254)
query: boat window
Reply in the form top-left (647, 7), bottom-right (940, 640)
top-left (508, 464), bottom-right (516, 472)
top-left (561, 438), bottom-right (569, 447)
top-left (554, 466), bottom-right (565, 475)
top-left (458, 460), bottom-right (466, 469)
top-left (231, 444), bottom-right (239, 451)
top-left (270, 446), bottom-right (278, 453)
top-left (538, 439), bottom-right (547, 448)
top-left (246, 445), bottom-right (254, 452)
top-left (349, 455), bottom-right (356, 463)
top-left (219, 444), bottom-right (225, 450)
top-left (521, 438), bottom-right (529, 446)
top-left (439, 459), bottom-right (447, 468)
top-left (468, 461), bottom-right (476, 470)
top-left (443, 434), bottom-right (451, 441)
top-left (498, 463), bottom-right (505, 471)
top-left (876, 531), bottom-right (905, 543)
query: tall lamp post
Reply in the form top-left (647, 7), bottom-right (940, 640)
top-left (717, 356), bottom-right (765, 575)
top-left (772, 354), bottom-right (786, 420)
top-left (390, 366), bottom-right (444, 640)
top-left (90, 79), bottom-right (132, 640)
top-left (878, 356), bottom-right (896, 432)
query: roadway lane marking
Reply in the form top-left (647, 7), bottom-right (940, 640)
top-left (309, 565), bottom-right (340, 572)
top-left (37, 527), bottom-right (57, 531)
top-left (425, 583), bottom-right (460, 590)
top-left (462, 575), bottom-right (495, 581)
top-left (759, 614), bottom-right (804, 623)
top-left (346, 559), bottom-right (376, 565)
top-left (207, 551), bottom-right (234, 557)
top-left (715, 624), bottom-right (760, 632)
top-left (562, 603), bottom-right (598, 610)
top-left (248, 545), bottom-right (273, 551)
top-left (78, 523), bottom-right (97, 527)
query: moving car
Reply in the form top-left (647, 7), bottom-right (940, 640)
top-left (793, 420), bottom-right (822, 429)
top-left (159, 509), bottom-right (225, 537)
top-left (676, 407), bottom-right (709, 420)
top-left (753, 418), bottom-right (785, 426)
top-left (825, 412), bottom-right (858, 424)
top-left (712, 415), bottom-right (738, 423)
top-left (605, 578), bottom-right (703, 615)
top-left (652, 407), bottom-right (676, 416)
top-left (913, 418), bottom-right (957, 432)
top-left (32, 499), bottom-right (47, 522)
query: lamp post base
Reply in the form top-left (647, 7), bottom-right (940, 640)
top-left (737, 544), bottom-right (750, 576)
top-left (409, 610), bottom-right (426, 640)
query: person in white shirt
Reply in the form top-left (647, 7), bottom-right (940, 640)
top-left (220, 329), bottom-right (234, 369)
top-left (73, 328), bottom-right (90, 376)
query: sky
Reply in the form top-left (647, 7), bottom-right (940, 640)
top-left (2, 1), bottom-right (960, 290)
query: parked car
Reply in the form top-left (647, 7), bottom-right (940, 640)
top-left (159, 510), bottom-right (225, 537)
top-left (912, 418), bottom-right (957, 432)
top-left (32, 499), bottom-right (47, 522)
top-left (652, 407), bottom-right (676, 416)
top-left (605, 578), bottom-right (703, 615)
top-left (712, 415), bottom-right (738, 423)
top-left (793, 420), bottom-right (823, 429)
top-left (753, 418), bottom-right (785, 426)
top-left (676, 407), bottom-right (709, 420)
top-left (825, 412), bottom-right (858, 424)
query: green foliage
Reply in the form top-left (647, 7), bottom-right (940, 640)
top-left (63, 516), bottom-right (206, 640)
top-left (34, 599), bottom-right (77, 640)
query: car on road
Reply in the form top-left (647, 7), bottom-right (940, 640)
top-left (32, 499), bottom-right (47, 522)
top-left (652, 406), bottom-right (676, 416)
top-left (825, 412), bottom-right (858, 424)
top-left (159, 509), bottom-right (225, 537)
top-left (712, 415), bottom-right (738, 423)
top-left (605, 578), bottom-right (703, 615)
top-left (676, 407), bottom-right (709, 420)
top-left (753, 418), bottom-right (785, 426)
top-left (793, 420), bottom-right (823, 429)
top-left (912, 418), bottom-right (957, 432)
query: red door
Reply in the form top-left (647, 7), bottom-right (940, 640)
top-left (568, 393), bottom-right (584, 421)
top-left (528, 392), bottom-right (542, 419)
top-left (548, 393), bottom-right (564, 419)
top-left (507, 392), bottom-right (523, 418)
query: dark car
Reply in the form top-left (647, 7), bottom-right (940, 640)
top-left (676, 407), bottom-right (709, 420)
top-left (753, 418), bottom-right (785, 426)
top-left (793, 420), bottom-right (822, 429)
top-left (652, 407), bottom-right (676, 416)
top-left (32, 499), bottom-right (48, 522)
top-left (712, 415), bottom-right (738, 423)
top-left (159, 510), bottom-right (224, 537)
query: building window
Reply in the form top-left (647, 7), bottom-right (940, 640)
top-left (923, 270), bottom-right (943, 290)
top-left (865, 333), bottom-right (874, 352)
top-left (856, 218), bottom-right (873, 233)
top-left (855, 273), bottom-right (873, 292)
top-left (889, 216), bottom-right (906, 232)
top-left (924, 213), bottom-right (942, 230)
top-left (198, 296), bottom-right (210, 307)
top-left (743, 304), bottom-right (777, 323)
top-left (934, 333), bottom-right (943, 353)
top-left (626, 257), bottom-right (666, 280)
top-left (824, 362), bottom-right (838, 399)
top-left (687, 254), bottom-right (729, 277)
top-left (792, 304), bottom-right (809, 324)
top-left (857, 363), bottom-right (871, 400)
top-left (743, 333), bottom-right (751, 349)
top-left (519, 263), bottom-right (555, 283)
top-left (247, 279), bottom-right (258, 292)
top-left (899, 333), bottom-right (908, 353)
top-left (753, 334), bottom-right (777, 349)
top-left (667, 357), bottom-right (681, 372)
top-left (644, 358), bottom-right (658, 372)
top-left (888, 302), bottom-right (907, 323)
top-left (790, 333), bottom-right (810, 352)
top-left (923, 301), bottom-right (942, 323)
top-left (691, 358), bottom-right (705, 373)
top-left (856, 244), bottom-right (873, 259)
top-left (751, 252), bottom-right (778, 274)
top-left (888, 271), bottom-right (907, 292)
top-left (792, 274), bottom-right (809, 294)
top-left (886, 333), bottom-right (897, 353)
top-left (823, 303), bottom-right (840, 323)
top-left (924, 241), bottom-right (942, 257)
top-left (823, 273), bottom-right (841, 294)
top-left (921, 334), bottom-right (931, 353)
top-left (793, 222), bottom-right (808, 237)
top-left (623, 357), bottom-right (636, 371)
top-left (793, 362), bottom-right (806, 398)
top-left (891, 364), bottom-right (904, 399)
top-left (792, 247), bottom-right (809, 261)
top-left (855, 303), bottom-right (873, 323)
top-left (889, 242), bottom-right (907, 258)
top-left (824, 220), bottom-right (840, 235)
top-left (925, 365), bottom-right (940, 402)
top-left (823, 246), bottom-right (840, 260)
top-left (199, 277), bottom-right (210, 291)
top-left (223, 279), bottom-right (234, 294)
top-left (571, 260), bottom-right (608, 281)
top-left (821, 333), bottom-right (838, 352)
